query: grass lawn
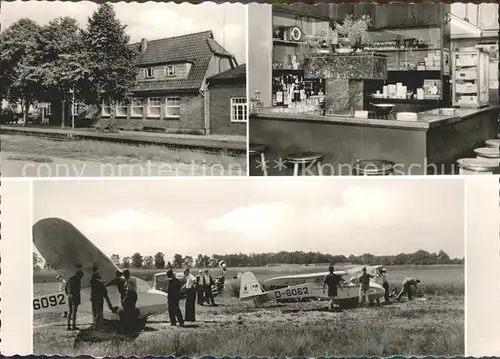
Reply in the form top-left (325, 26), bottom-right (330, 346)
top-left (1, 134), bottom-right (246, 173)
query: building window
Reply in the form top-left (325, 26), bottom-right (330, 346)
top-left (165, 65), bottom-right (176, 77)
top-left (116, 101), bottom-right (127, 117)
top-left (148, 97), bottom-right (161, 117)
top-left (40, 103), bottom-right (51, 115)
top-left (131, 98), bottom-right (144, 118)
top-left (71, 102), bottom-right (85, 116)
top-left (102, 101), bottom-right (111, 117)
top-left (230, 97), bottom-right (247, 122)
top-left (165, 97), bottom-right (180, 118)
top-left (144, 68), bottom-right (155, 78)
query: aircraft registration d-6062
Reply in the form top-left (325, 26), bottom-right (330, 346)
top-left (273, 286), bottom-right (311, 299)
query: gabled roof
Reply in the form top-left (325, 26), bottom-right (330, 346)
top-left (129, 31), bottom-right (236, 93)
top-left (207, 64), bottom-right (246, 83)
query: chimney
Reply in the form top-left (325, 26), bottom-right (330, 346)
top-left (140, 38), bottom-right (148, 54)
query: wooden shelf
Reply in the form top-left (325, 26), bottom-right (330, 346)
top-left (273, 39), bottom-right (305, 46)
top-left (367, 96), bottom-right (443, 104)
top-left (363, 47), bottom-right (439, 53)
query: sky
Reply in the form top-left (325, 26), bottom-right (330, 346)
top-left (32, 179), bottom-right (465, 262)
top-left (1, 1), bottom-right (246, 64)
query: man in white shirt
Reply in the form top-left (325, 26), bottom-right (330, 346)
top-left (184, 268), bottom-right (196, 321)
top-left (56, 274), bottom-right (68, 318)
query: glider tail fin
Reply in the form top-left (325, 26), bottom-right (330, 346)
top-left (239, 271), bottom-right (265, 300)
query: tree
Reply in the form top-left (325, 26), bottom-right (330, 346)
top-left (0, 19), bottom-right (43, 124)
top-left (33, 16), bottom-right (83, 128)
top-left (143, 255), bottom-right (154, 269)
top-left (80, 3), bottom-right (137, 131)
top-left (154, 252), bottom-right (165, 269)
top-left (110, 254), bottom-right (121, 267)
top-left (173, 254), bottom-right (183, 269)
top-left (183, 255), bottom-right (194, 268)
top-left (131, 253), bottom-right (143, 268)
top-left (122, 256), bottom-right (131, 269)
top-left (166, 261), bottom-right (173, 269)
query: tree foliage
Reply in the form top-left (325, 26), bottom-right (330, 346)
top-left (111, 249), bottom-right (463, 270)
top-left (0, 19), bottom-right (42, 122)
top-left (154, 252), bottom-right (165, 269)
top-left (131, 252), bottom-right (143, 268)
top-left (79, 3), bottom-right (137, 129)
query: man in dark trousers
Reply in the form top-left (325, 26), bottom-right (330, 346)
top-left (106, 270), bottom-right (126, 302)
top-left (66, 269), bottom-right (84, 331)
top-left (322, 265), bottom-right (342, 311)
top-left (90, 273), bottom-right (110, 329)
top-left (90, 266), bottom-right (100, 328)
top-left (166, 269), bottom-right (184, 326)
top-left (396, 277), bottom-right (421, 301)
top-left (120, 269), bottom-right (138, 333)
top-left (184, 268), bottom-right (196, 322)
top-left (202, 269), bottom-right (216, 306)
top-left (196, 270), bottom-right (205, 305)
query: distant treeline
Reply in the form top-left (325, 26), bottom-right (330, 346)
top-left (33, 249), bottom-right (463, 271)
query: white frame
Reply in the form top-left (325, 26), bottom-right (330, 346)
top-left (131, 98), bottom-right (144, 118)
top-left (230, 97), bottom-right (248, 123)
top-left (165, 65), bottom-right (176, 77)
top-left (165, 97), bottom-right (181, 119)
top-left (147, 97), bottom-right (162, 118)
top-left (115, 100), bottom-right (127, 117)
top-left (101, 101), bottom-right (111, 117)
top-left (144, 68), bottom-right (155, 78)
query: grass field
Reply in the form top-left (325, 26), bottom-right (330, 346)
top-left (33, 264), bottom-right (464, 356)
top-left (1, 135), bottom-right (246, 175)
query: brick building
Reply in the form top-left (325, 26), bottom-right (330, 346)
top-left (205, 64), bottom-right (247, 136)
top-left (99, 30), bottom-right (239, 135)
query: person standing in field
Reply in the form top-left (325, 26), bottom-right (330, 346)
top-left (380, 268), bottom-right (390, 303)
top-left (106, 270), bottom-right (126, 302)
top-left (203, 270), bottom-right (216, 306)
top-left (184, 268), bottom-right (196, 322)
top-left (120, 269), bottom-right (138, 333)
top-left (196, 270), bottom-right (205, 305)
top-left (67, 269), bottom-right (84, 331)
top-left (396, 277), bottom-right (421, 301)
top-left (166, 269), bottom-right (184, 326)
top-left (56, 274), bottom-right (68, 318)
top-left (322, 265), bottom-right (342, 311)
top-left (357, 267), bottom-right (374, 307)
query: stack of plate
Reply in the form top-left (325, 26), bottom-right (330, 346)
top-left (473, 147), bottom-right (500, 159)
top-left (396, 112), bottom-right (418, 121)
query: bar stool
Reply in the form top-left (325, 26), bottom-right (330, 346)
top-left (249, 144), bottom-right (268, 176)
top-left (485, 139), bottom-right (500, 148)
top-left (284, 152), bottom-right (324, 176)
top-left (457, 158), bottom-right (500, 174)
top-left (473, 147), bottom-right (500, 160)
top-left (353, 159), bottom-right (395, 176)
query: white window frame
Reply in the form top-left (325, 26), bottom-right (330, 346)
top-left (165, 65), bottom-right (176, 77)
top-left (71, 101), bottom-right (85, 116)
top-left (40, 103), bottom-right (52, 115)
top-left (230, 97), bottom-right (248, 123)
top-left (147, 97), bottom-right (162, 118)
top-left (131, 98), bottom-right (144, 118)
top-left (115, 100), bottom-right (127, 117)
top-left (102, 101), bottom-right (111, 117)
top-left (165, 97), bottom-right (181, 119)
top-left (144, 68), bottom-right (155, 78)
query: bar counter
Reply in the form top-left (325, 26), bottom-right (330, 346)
top-left (249, 105), bottom-right (500, 175)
